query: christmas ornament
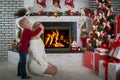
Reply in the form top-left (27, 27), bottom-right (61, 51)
top-left (65, 0), bottom-right (74, 8)
top-left (37, 0), bottom-right (46, 8)
top-left (12, 39), bottom-right (18, 51)
top-left (53, 0), bottom-right (61, 9)
top-left (69, 11), bottom-right (74, 16)
top-left (103, 22), bottom-right (106, 29)
top-left (108, 0), bottom-right (111, 3)
top-left (24, 7), bottom-right (32, 16)
top-left (17, 27), bottom-right (22, 39)
top-left (77, 47), bottom-right (81, 52)
top-left (53, 12), bottom-right (58, 17)
top-left (79, 8), bottom-right (85, 16)
top-left (80, 22), bottom-right (88, 47)
top-left (71, 36), bottom-right (77, 52)
top-left (107, 22), bottom-right (111, 30)
top-left (87, 13), bottom-right (92, 17)
top-left (61, 12), bottom-right (67, 16)
top-left (116, 15), bottom-right (120, 23)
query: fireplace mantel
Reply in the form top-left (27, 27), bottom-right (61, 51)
top-left (16, 16), bottom-right (92, 47)
top-left (27, 16), bottom-right (88, 23)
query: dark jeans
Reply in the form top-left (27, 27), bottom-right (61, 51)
top-left (17, 52), bottom-right (27, 78)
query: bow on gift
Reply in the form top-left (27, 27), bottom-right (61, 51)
top-left (103, 57), bottom-right (120, 80)
top-left (109, 38), bottom-right (120, 56)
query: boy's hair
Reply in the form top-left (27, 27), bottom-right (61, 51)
top-left (32, 22), bottom-right (41, 31)
top-left (19, 18), bottom-right (27, 27)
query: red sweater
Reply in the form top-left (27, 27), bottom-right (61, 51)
top-left (18, 27), bottom-right (41, 53)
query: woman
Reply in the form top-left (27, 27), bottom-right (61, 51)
top-left (27, 22), bottom-right (57, 77)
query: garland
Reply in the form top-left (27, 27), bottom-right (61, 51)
top-left (14, 8), bottom-right (94, 17)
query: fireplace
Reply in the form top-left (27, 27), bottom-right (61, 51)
top-left (41, 22), bottom-right (77, 53)
top-left (19, 16), bottom-right (92, 53)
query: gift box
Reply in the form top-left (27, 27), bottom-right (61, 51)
top-left (113, 46), bottom-right (120, 59)
top-left (109, 37), bottom-right (120, 59)
top-left (95, 48), bottom-right (109, 53)
top-left (92, 52), bottom-right (107, 72)
top-left (99, 60), bottom-right (105, 80)
top-left (95, 48), bottom-right (109, 56)
top-left (114, 16), bottom-right (120, 34)
top-left (108, 63), bottom-right (120, 80)
top-left (83, 51), bottom-right (107, 72)
top-left (83, 51), bottom-right (93, 70)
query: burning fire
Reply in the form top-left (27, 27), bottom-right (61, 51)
top-left (45, 29), bottom-right (69, 48)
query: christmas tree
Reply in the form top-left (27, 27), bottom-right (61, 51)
top-left (88, 0), bottom-right (115, 49)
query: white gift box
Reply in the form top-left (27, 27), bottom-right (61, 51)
top-left (99, 60), bottom-right (105, 80)
top-left (108, 63), bottom-right (120, 80)
top-left (109, 48), bottom-right (114, 57)
top-left (113, 46), bottom-right (120, 59)
top-left (95, 48), bottom-right (109, 53)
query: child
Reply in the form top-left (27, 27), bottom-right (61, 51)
top-left (17, 18), bottom-right (42, 79)
top-left (28, 22), bottom-right (57, 77)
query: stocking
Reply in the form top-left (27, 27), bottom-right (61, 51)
top-left (53, 0), bottom-right (61, 9)
top-left (65, 0), bottom-right (74, 8)
top-left (37, 0), bottom-right (46, 8)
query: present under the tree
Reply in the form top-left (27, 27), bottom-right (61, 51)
top-left (114, 15), bottom-right (120, 35)
top-left (95, 48), bottom-right (109, 55)
top-left (92, 52), bottom-right (107, 72)
top-left (109, 46), bottom-right (120, 60)
top-left (102, 57), bottom-right (120, 80)
top-left (113, 46), bottom-right (120, 59)
top-left (108, 63), bottom-right (120, 80)
top-left (99, 60), bottom-right (106, 80)
top-left (83, 51), bottom-right (93, 70)
top-left (83, 51), bottom-right (107, 72)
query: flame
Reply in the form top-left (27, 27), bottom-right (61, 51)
top-left (45, 29), bottom-right (69, 47)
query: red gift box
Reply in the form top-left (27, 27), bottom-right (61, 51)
top-left (83, 51), bottom-right (107, 72)
top-left (93, 52), bottom-right (107, 72)
top-left (114, 16), bottom-right (120, 34)
top-left (83, 51), bottom-right (93, 70)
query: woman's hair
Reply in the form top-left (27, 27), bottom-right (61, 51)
top-left (19, 17), bottom-right (27, 27)
top-left (32, 22), bottom-right (41, 31)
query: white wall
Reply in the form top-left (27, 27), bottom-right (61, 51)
top-left (24, 0), bottom-right (89, 12)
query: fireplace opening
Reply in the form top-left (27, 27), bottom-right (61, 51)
top-left (41, 22), bottom-right (77, 53)
top-left (44, 28), bottom-right (70, 48)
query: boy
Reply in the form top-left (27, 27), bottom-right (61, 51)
top-left (17, 18), bottom-right (42, 79)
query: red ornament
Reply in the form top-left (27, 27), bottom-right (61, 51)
top-left (37, 0), bottom-right (46, 8)
top-left (69, 11), bottom-right (74, 16)
top-left (38, 11), bottom-right (41, 15)
top-left (116, 15), bottom-right (120, 23)
top-left (108, 0), bottom-right (111, 3)
top-left (100, 42), bottom-right (107, 48)
top-left (37, 11), bottom-right (44, 15)
top-left (65, 0), bottom-right (74, 8)
top-left (87, 13), bottom-right (91, 17)
top-left (107, 26), bottom-right (111, 30)
top-left (103, 60), bottom-right (108, 67)
top-left (103, 44), bottom-right (107, 48)
top-left (88, 40), bottom-right (92, 43)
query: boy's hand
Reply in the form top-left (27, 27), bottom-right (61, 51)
top-left (39, 24), bottom-right (44, 29)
